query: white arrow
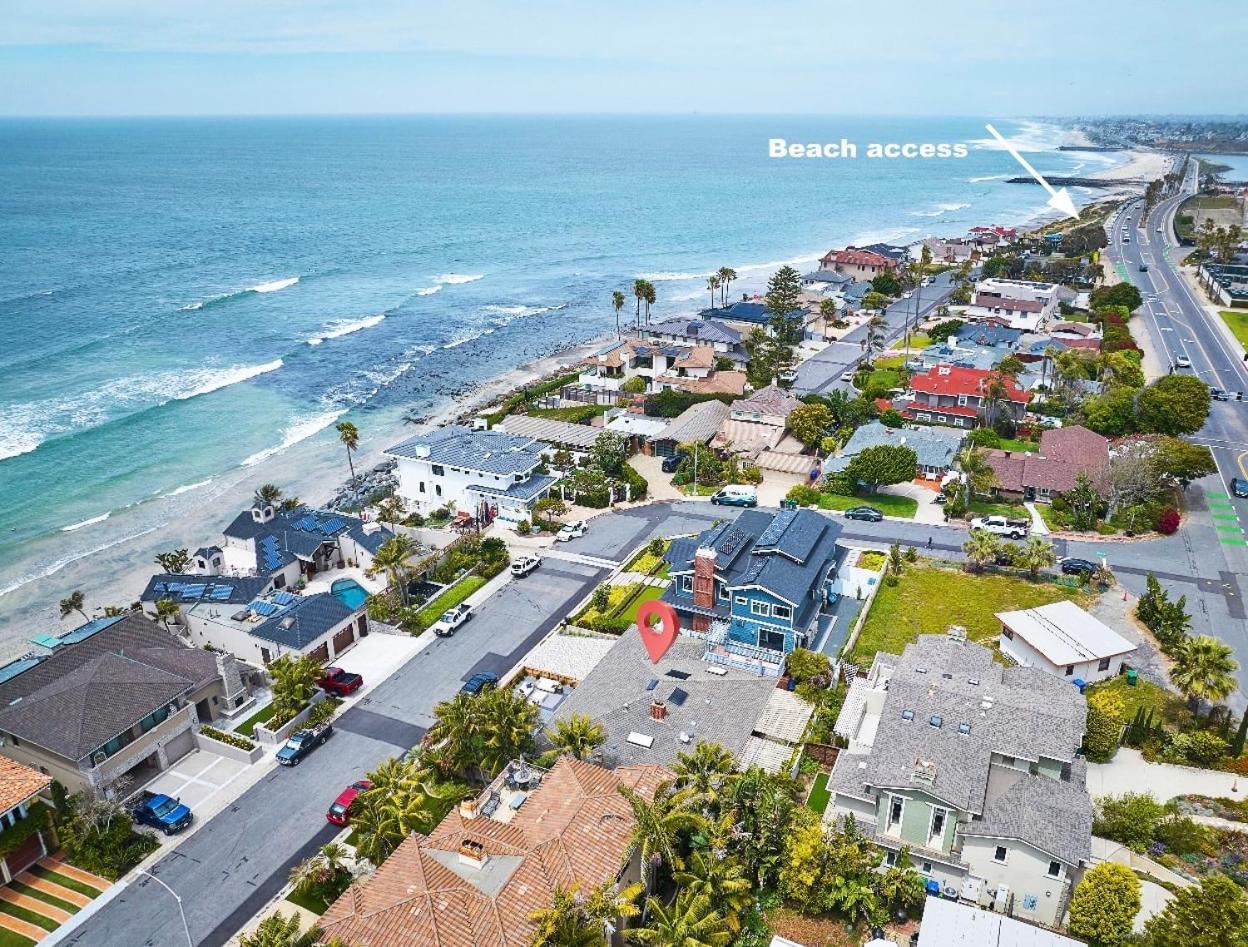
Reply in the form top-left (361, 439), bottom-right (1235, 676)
top-left (984, 123), bottom-right (1080, 220)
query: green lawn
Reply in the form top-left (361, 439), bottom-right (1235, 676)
top-left (848, 563), bottom-right (1090, 667)
top-left (622, 586), bottom-right (666, 625)
top-left (872, 355), bottom-right (907, 370)
top-left (10, 882), bottom-right (78, 914)
top-left (236, 702), bottom-right (278, 738)
top-left (0, 931), bottom-right (35, 947)
top-left (1221, 311), bottom-right (1248, 350)
top-left (818, 493), bottom-right (918, 519)
top-left (966, 499), bottom-right (1029, 519)
top-left (412, 575), bottom-right (488, 632)
top-left (806, 772), bottom-right (832, 815)
top-left (995, 438), bottom-right (1039, 454)
top-left (29, 866), bottom-right (104, 899)
top-left (679, 483), bottom-right (721, 496)
top-left (0, 902), bottom-right (57, 933)
top-left (856, 367), bottom-right (904, 392)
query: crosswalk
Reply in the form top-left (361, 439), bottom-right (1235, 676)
top-left (1207, 489), bottom-right (1248, 547)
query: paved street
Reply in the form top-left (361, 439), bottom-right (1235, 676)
top-left (794, 271), bottom-right (955, 394)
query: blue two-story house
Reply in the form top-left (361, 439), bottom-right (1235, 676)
top-left (661, 509), bottom-right (843, 667)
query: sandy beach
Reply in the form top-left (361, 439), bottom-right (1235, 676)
top-left (1090, 148), bottom-right (1172, 183)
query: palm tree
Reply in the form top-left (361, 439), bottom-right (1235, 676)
top-left (59, 591), bottom-right (89, 624)
top-left (254, 483), bottom-right (283, 507)
top-left (672, 741), bottom-right (737, 806)
top-left (102, 605), bottom-right (127, 617)
top-left (368, 533), bottom-right (417, 605)
top-left (958, 446), bottom-right (997, 498)
top-left (476, 687), bottom-right (541, 778)
top-left (288, 842), bottom-right (349, 898)
top-left (238, 911), bottom-right (322, 947)
top-left (547, 713), bottom-right (607, 760)
top-left (706, 274), bottom-right (720, 311)
top-left (618, 782), bottom-right (705, 897)
top-left (863, 313), bottom-right (888, 362)
top-left (626, 890), bottom-right (731, 947)
top-left (876, 847), bottom-right (927, 916)
top-left (1170, 635), bottom-right (1239, 708)
top-left (154, 549), bottom-right (192, 573)
top-left (154, 597), bottom-right (181, 632)
top-left (643, 282), bottom-right (656, 326)
top-left (267, 653), bottom-right (321, 719)
top-left (335, 421), bottom-right (360, 488)
top-left (962, 530), bottom-right (1001, 573)
top-left (717, 267), bottom-right (736, 307)
top-left (632, 279), bottom-right (647, 333)
top-left (1014, 536), bottom-right (1056, 578)
top-left (530, 881), bottom-right (643, 947)
top-left (352, 756), bottom-right (462, 865)
top-left (612, 290), bottom-right (626, 339)
top-left (818, 297), bottom-right (838, 341)
top-left (673, 851), bottom-right (752, 933)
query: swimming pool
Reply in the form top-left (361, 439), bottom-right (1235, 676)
top-left (330, 578), bottom-right (370, 610)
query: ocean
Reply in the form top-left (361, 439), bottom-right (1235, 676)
top-left (0, 115), bottom-right (1125, 629)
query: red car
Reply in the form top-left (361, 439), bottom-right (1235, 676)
top-left (326, 779), bottom-right (372, 826)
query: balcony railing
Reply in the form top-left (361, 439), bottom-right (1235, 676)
top-left (87, 704), bottom-right (196, 788)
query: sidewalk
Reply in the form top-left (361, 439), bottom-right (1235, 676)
top-left (1087, 747), bottom-right (1245, 801)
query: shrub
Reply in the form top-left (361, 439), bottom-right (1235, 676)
top-left (199, 726), bottom-right (256, 751)
top-left (591, 586), bottom-right (611, 612)
top-left (1085, 688), bottom-right (1127, 762)
top-left (1156, 507), bottom-right (1181, 535)
top-left (1094, 792), bottom-right (1175, 852)
top-left (786, 484), bottom-right (821, 506)
top-left (1165, 730), bottom-right (1227, 768)
top-left (516, 519), bottom-right (531, 535)
top-left (56, 793), bottom-right (159, 880)
top-left (307, 698), bottom-right (341, 726)
top-left (1153, 816), bottom-right (1217, 857)
top-left (1068, 862), bottom-right (1140, 946)
top-left (619, 462), bottom-right (649, 501)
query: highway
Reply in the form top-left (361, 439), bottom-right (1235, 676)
top-left (1102, 157), bottom-right (1248, 701)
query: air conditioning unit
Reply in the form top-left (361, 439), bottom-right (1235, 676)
top-left (993, 884), bottom-right (1011, 914)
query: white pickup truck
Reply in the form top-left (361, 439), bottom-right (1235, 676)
top-left (969, 515), bottom-right (1030, 539)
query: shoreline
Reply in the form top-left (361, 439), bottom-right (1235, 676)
top-left (0, 123), bottom-right (1161, 643)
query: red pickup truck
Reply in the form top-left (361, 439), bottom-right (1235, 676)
top-left (318, 667), bottom-right (364, 696)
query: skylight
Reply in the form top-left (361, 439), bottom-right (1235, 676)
top-left (930, 715), bottom-right (943, 728)
top-left (958, 723), bottom-right (972, 735)
top-left (901, 709), bottom-right (915, 721)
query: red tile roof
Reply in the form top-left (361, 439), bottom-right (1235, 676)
top-left (821, 248), bottom-right (896, 269)
top-left (985, 425), bottom-right (1109, 495)
top-left (972, 294), bottom-right (1044, 313)
top-left (907, 366), bottom-right (1030, 403)
top-left (902, 403), bottom-right (979, 419)
top-left (0, 758), bottom-right (50, 814)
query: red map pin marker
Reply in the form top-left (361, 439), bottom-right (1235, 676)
top-left (636, 600), bottom-right (679, 663)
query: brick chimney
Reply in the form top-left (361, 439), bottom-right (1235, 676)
top-left (692, 547), bottom-right (717, 633)
top-left (650, 699), bottom-right (667, 721)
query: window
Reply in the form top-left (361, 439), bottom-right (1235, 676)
top-left (435, 485), bottom-right (443, 497)
top-left (1098, 657), bottom-right (1111, 672)
top-left (772, 604), bottom-right (792, 621)
top-left (419, 481), bottom-right (426, 493)
top-left (719, 585), bottom-right (730, 601)
top-left (1065, 665), bottom-right (1074, 676)
top-left (921, 861), bottom-right (933, 874)
top-left (884, 850), bottom-right (898, 866)
top-left (1002, 628), bottom-right (1013, 640)
top-left (901, 709), bottom-right (915, 721)
top-left (958, 723), bottom-right (972, 735)
top-left (888, 797), bottom-right (903, 828)
top-left (680, 575), bottom-right (693, 592)
top-left (431, 465), bottom-right (444, 476)
top-left (734, 596), bottom-right (747, 605)
top-left (994, 846), bottom-right (1009, 864)
top-left (758, 627), bottom-right (786, 652)
top-left (1047, 861), bottom-right (1063, 879)
top-left (929, 808), bottom-right (946, 843)
top-left (1002, 755), bottom-right (1016, 766)
top-left (749, 600), bottom-right (770, 617)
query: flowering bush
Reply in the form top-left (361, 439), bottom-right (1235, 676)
top-left (1156, 507), bottom-right (1181, 535)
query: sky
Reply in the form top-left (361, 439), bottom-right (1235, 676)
top-left (2, 0), bottom-right (1246, 117)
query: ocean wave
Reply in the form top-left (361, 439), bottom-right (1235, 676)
top-left (443, 327), bottom-right (498, 350)
top-left (61, 512), bottom-right (111, 532)
top-left (967, 174), bottom-right (1010, 183)
top-left (180, 275), bottom-right (300, 311)
top-left (306, 313), bottom-right (386, 346)
top-left (734, 254), bottom-right (822, 275)
top-left (0, 429), bottom-right (43, 462)
top-left (968, 119), bottom-right (1068, 154)
top-left (910, 202), bottom-right (972, 218)
top-left (483, 303), bottom-right (566, 326)
top-left (163, 478), bottom-right (214, 498)
top-left (0, 524), bottom-right (162, 600)
top-left (432, 273), bottom-right (484, 285)
top-left (413, 285), bottom-right (442, 296)
top-left (177, 359), bottom-right (283, 399)
top-left (240, 409), bottom-right (347, 467)
top-left (636, 270), bottom-right (708, 281)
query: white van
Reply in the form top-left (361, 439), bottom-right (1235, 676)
top-left (709, 484), bottom-right (758, 507)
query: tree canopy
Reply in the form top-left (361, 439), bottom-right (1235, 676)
top-left (845, 445), bottom-right (917, 492)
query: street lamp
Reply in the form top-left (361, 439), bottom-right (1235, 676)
top-left (138, 869), bottom-right (192, 947)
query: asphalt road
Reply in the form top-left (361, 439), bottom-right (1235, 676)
top-left (67, 557), bottom-right (606, 947)
top-left (794, 270), bottom-right (956, 395)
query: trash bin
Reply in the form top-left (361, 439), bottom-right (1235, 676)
top-left (1126, 668), bottom-right (1139, 686)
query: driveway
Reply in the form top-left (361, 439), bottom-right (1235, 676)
top-left (1086, 747), bottom-right (1245, 801)
top-left (64, 558), bottom-right (606, 947)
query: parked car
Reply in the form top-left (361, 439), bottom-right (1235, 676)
top-left (432, 603), bottom-right (473, 637)
top-left (843, 506), bottom-right (884, 522)
top-left (841, 370), bottom-right (857, 383)
top-left (1175, 354), bottom-right (1191, 369)
top-left (133, 791), bottom-right (193, 835)
top-left (510, 554), bottom-right (542, 577)
top-left (1211, 388), bottom-right (1231, 401)
top-left (277, 722), bottom-right (332, 767)
top-left (1059, 557), bottom-right (1098, 577)
top-left (461, 672), bottom-right (499, 695)
top-left (1232, 477), bottom-right (1248, 498)
top-left (710, 485), bottom-right (758, 507)
top-left (326, 779), bottom-right (372, 826)
top-left (969, 515), bottom-right (1029, 539)
top-left (318, 667), bottom-right (363, 696)
top-left (661, 452), bottom-right (687, 474)
top-left (1138, 263), bottom-right (1149, 272)
top-left (556, 520), bottom-right (587, 542)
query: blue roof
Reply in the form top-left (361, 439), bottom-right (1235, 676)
top-left (249, 592), bottom-right (358, 649)
top-left (467, 473), bottom-right (557, 502)
top-left (828, 421), bottom-right (966, 473)
top-left (141, 574), bottom-right (272, 605)
top-left (701, 301), bottom-right (804, 325)
top-left (953, 323), bottom-right (1022, 348)
top-left (647, 317), bottom-right (742, 345)
top-left (384, 425), bottom-right (545, 476)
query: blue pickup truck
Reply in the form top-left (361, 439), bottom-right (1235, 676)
top-left (133, 792), bottom-right (193, 835)
top-left (276, 722), bottom-right (333, 767)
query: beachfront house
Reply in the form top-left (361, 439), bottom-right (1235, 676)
top-left (215, 504), bottom-right (394, 590)
top-left (823, 420), bottom-right (966, 482)
top-left (901, 365), bottom-right (1030, 429)
top-left (997, 600), bottom-right (1136, 684)
top-left (982, 425), bottom-right (1109, 504)
top-left (645, 316), bottom-right (748, 365)
top-left (662, 508), bottom-right (844, 671)
top-left (966, 278), bottom-right (1060, 332)
top-left (828, 634), bottom-right (1092, 929)
top-left (578, 339), bottom-right (746, 397)
top-left (318, 757), bottom-right (672, 946)
top-left (141, 574), bottom-right (368, 666)
top-left (819, 247), bottom-right (900, 279)
top-left (0, 759), bottom-right (53, 883)
top-left (385, 425), bottom-right (556, 527)
top-left (0, 614), bottom-right (253, 798)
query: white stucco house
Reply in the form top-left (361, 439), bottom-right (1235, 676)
top-left (996, 600), bottom-right (1136, 684)
top-left (385, 425), bottom-right (557, 526)
top-left (966, 278), bottom-right (1061, 332)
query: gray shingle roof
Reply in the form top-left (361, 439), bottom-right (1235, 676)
top-left (648, 317), bottom-right (742, 345)
top-left (499, 415), bottom-right (602, 450)
top-left (654, 399), bottom-right (733, 445)
top-left (385, 425), bottom-right (544, 475)
top-left (963, 762), bottom-right (1093, 865)
top-left (467, 473), bottom-right (557, 502)
top-left (248, 592), bottom-right (358, 649)
top-left (829, 421), bottom-right (966, 474)
top-left (552, 632), bottom-right (777, 768)
top-left (0, 614), bottom-right (218, 760)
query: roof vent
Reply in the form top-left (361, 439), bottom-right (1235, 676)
top-left (678, 731), bottom-right (692, 744)
top-left (947, 625), bottom-right (967, 643)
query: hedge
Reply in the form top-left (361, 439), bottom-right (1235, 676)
top-left (620, 462), bottom-right (648, 501)
top-left (411, 575), bottom-right (487, 633)
top-left (199, 726), bottom-right (256, 751)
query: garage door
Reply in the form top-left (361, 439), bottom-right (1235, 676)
top-left (308, 643), bottom-right (330, 664)
top-left (654, 440), bottom-right (676, 458)
top-left (332, 626), bottom-right (355, 655)
top-left (164, 728), bottom-right (195, 767)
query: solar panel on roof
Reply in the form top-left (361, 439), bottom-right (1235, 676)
top-left (249, 600), bottom-right (278, 617)
top-left (320, 517), bottom-right (345, 534)
top-left (665, 670), bottom-right (690, 680)
top-left (668, 687), bottom-right (689, 706)
top-left (272, 591), bottom-right (297, 606)
top-left (645, 679), bottom-right (659, 691)
top-left (756, 509), bottom-right (797, 548)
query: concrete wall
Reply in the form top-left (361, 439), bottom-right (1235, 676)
top-left (254, 691), bottom-right (329, 746)
top-left (193, 729), bottom-right (264, 765)
top-left (960, 834), bottom-right (1075, 928)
